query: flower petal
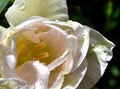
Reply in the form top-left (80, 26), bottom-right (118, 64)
top-left (62, 59), bottom-right (87, 89)
top-left (47, 49), bottom-right (70, 71)
top-left (12, 17), bottom-right (71, 73)
top-left (57, 52), bottom-right (74, 74)
top-left (36, 26), bottom-right (70, 64)
top-left (57, 35), bottom-right (77, 74)
top-left (0, 29), bottom-right (19, 78)
top-left (49, 74), bottom-right (64, 89)
top-left (78, 28), bottom-right (115, 89)
top-left (0, 26), bottom-right (6, 34)
top-left (70, 24), bottom-right (90, 71)
top-left (45, 21), bottom-right (90, 72)
top-left (48, 68), bottom-right (64, 89)
top-left (5, 0), bottom-right (68, 26)
top-left (16, 61), bottom-right (50, 89)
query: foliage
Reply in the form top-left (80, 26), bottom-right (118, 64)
top-left (0, 0), bottom-right (9, 13)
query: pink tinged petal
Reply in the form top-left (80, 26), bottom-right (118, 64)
top-left (49, 74), bottom-right (64, 89)
top-left (67, 35), bottom-right (78, 59)
top-left (48, 51), bottom-right (73, 78)
top-left (58, 53), bottom-right (74, 74)
top-left (45, 21), bottom-right (89, 73)
top-left (37, 25), bottom-right (70, 64)
top-left (48, 68), bottom-right (64, 89)
top-left (62, 59), bottom-right (88, 89)
top-left (47, 49), bottom-right (70, 71)
top-left (41, 24), bottom-right (74, 74)
top-left (44, 20), bottom-right (73, 35)
top-left (14, 17), bottom-right (71, 68)
top-left (78, 28), bottom-right (115, 89)
top-left (21, 30), bottom-right (40, 43)
top-left (16, 61), bottom-right (50, 89)
top-left (56, 35), bottom-right (78, 74)
top-left (71, 25), bottom-right (90, 71)
top-left (14, 17), bottom-right (50, 38)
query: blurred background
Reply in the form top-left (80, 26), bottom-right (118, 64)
top-left (0, 0), bottom-right (120, 89)
top-left (67, 0), bottom-right (120, 89)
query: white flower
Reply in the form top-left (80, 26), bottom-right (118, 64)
top-left (0, 0), bottom-right (115, 89)
top-left (5, 0), bottom-right (68, 26)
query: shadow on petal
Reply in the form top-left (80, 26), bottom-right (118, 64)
top-left (78, 28), bottom-right (115, 89)
top-left (78, 48), bottom-right (101, 89)
top-left (62, 59), bottom-right (88, 89)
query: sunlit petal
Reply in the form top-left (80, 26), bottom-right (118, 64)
top-left (5, 0), bottom-right (68, 26)
top-left (78, 28), bottom-right (115, 89)
top-left (69, 24), bottom-right (90, 71)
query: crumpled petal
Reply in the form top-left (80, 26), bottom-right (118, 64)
top-left (69, 24), bottom-right (90, 72)
top-left (46, 21), bottom-right (90, 72)
top-left (16, 61), bottom-right (50, 89)
top-left (5, 0), bottom-right (68, 26)
top-left (78, 28), bottom-right (115, 89)
top-left (0, 29), bottom-right (19, 78)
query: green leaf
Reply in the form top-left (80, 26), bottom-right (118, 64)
top-left (105, 20), bottom-right (117, 33)
top-left (0, 0), bottom-right (10, 13)
top-left (104, 1), bottom-right (113, 19)
top-left (111, 65), bottom-right (120, 77)
top-left (10, 0), bottom-right (14, 3)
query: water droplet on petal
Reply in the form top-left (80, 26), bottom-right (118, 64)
top-left (91, 44), bottom-right (94, 47)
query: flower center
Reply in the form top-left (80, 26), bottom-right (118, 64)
top-left (15, 31), bottom-right (49, 67)
top-left (14, 22), bottom-right (68, 69)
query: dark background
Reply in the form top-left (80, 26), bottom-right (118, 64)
top-left (0, 0), bottom-right (120, 89)
top-left (67, 0), bottom-right (120, 89)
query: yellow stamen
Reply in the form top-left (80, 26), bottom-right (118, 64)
top-left (35, 52), bottom-right (49, 59)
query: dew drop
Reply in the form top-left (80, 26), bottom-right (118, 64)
top-left (91, 44), bottom-right (94, 47)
